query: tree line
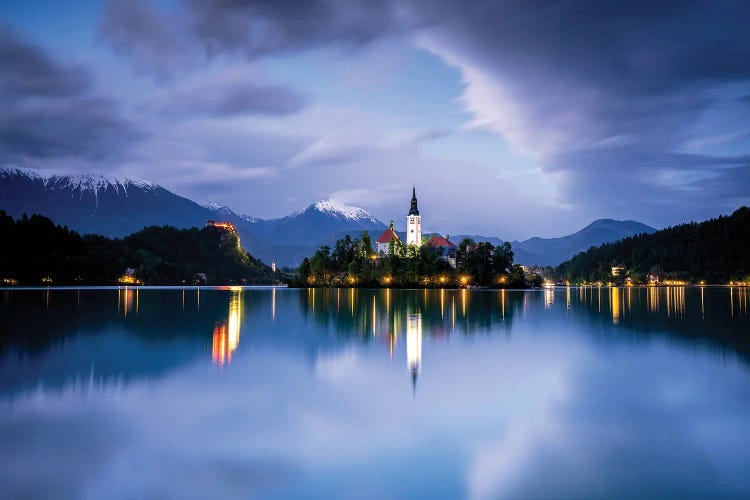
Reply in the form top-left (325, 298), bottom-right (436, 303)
top-left (555, 206), bottom-right (750, 284)
top-left (294, 233), bottom-right (527, 287)
top-left (0, 211), bottom-right (278, 285)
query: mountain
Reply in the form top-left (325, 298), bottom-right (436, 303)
top-left (0, 167), bottom-right (212, 237)
top-left (512, 219), bottom-right (657, 266)
top-left (1, 167), bottom-right (653, 268)
top-left (233, 199), bottom-right (386, 265)
top-left (0, 167), bottom-right (385, 267)
top-left (556, 207), bottom-right (750, 283)
top-left (456, 219), bottom-right (657, 267)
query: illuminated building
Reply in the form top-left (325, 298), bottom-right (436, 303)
top-left (406, 186), bottom-right (422, 246)
top-left (376, 221), bottom-right (401, 255)
top-left (205, 220), bottom-right (236, 232)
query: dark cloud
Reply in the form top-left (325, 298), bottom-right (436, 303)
top-left (158, 71), bottom-right (307, 117)
top-left (184, 0), bottom-right (412, 56)
top-left (407, 0), bottom-right (750, 225)
top-left (99, 0), bottom-right (418, 72)
top-left (418, 0), bottom-right (750, 146)
top-left (0, 29), bottom-right (140, 163)
top-left (100, 0), bottom-right (195, 75)
top-left (42, 0), bottom-right (750, 228)
top-left (0, 28), bottom-right (89, 98)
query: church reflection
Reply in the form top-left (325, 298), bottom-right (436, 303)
top-left (212, 288), bottom-right (243, 366)
top-left (406, 312), bottom-right (422, 393)
top-left (288, 286), bottom-right (750, 394)
top-left (299, 288), bottom-right (520, 393)
top-left (2, 287), bottom-right (749, 401)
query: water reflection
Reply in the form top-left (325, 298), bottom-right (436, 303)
top-left (1, 287), bottom-right (750, 498)
top-left (406, 312), bottom-right (422, 393)
top-left (611, 287), bottom-right (620, 324)
top-left (212, 289), bottom-right (243, 366)
top-left (117, 286), bottom-right (138, 317)
top-left (3, 287), bottom-right (750, 398)
top-left (731, 285), bottom-right (750, 318)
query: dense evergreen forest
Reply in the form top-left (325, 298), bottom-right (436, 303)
top-left (0, 211), bottom-right (278, 285)
top-left (295, 233), bottom-right (528, 288)
top-left (556, 207), bottom-right (750, 284)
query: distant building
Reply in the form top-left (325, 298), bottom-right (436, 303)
top-left (424, 235), bottom-right (457, 268)
top-left (521, 265), bottom-right (545, 278)
top-left (406, 186), bottom-right (422, 246)
top-left (206, 220), bottom-right (236, 232)
top-left (271, 261), bottom-right (277, 273)
top-left (376, 221), bottom-right (400, 255)
top-left (611, 266), bottom-right (624, 277)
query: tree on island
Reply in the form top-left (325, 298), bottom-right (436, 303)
top-left (294, 231), bottom-right (523, 288)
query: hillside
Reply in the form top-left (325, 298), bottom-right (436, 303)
top-left (0, 211), bottom-right (278, 285)
top-left (0, 167), bottom-right (386, 266)
top-left (556, 207), bottom-right (750, 283)
top-left (1, 167), bottom-right (658, 268)
top-left (456, 219), bottom-right (656, 266)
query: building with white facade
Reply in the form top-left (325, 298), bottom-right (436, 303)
top-left (406, 186), bottom-right (422, 246)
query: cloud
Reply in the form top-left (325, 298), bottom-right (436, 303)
top-left (183, 0), bottom-right (414, 57)
top-left (417, 0), bottom-right (750, 155)
top-left (99, 0), bottom-right (195, 76)
top-left (100, 0), bottom-right (419, 74)
top-left (155, 68), bottom-right (307, 117)
top-left (0, 28), bottom-right (89, 98)
top-left (0, 28), bottom-right (140, 164)
top-left (466, 342), bottom-right (750, 498)
top-left (411, 1), bottom-right (750, 224)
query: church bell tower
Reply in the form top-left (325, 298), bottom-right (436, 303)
top-left (406, 186), bottom-right (422, 246)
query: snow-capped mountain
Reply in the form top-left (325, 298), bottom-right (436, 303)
top-left (310, 199), bottom-right (382, 224)
top-left (0, 167), bottom-right (386, 266)
top-left (0, 166), bottom-right (210, 237)
top-left (1, 167), bottom-right (158, 200)
top-left (234, 198), bottom-right (386, 265)
top-left (0, 167), bottom-right (655, 267)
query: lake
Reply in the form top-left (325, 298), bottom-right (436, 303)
top-left (1, 286), bottom-right (750, 499)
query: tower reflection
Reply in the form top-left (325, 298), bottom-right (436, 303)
top-left (212, 289), bottom-right (243, 366)
top-left (406, 312), bottom-right (422, 394)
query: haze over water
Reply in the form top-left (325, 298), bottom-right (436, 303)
top-left (2, 286), bottom-right (750, 499)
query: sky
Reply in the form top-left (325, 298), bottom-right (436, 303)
top-left (1, 0), bottom-right (749, 240)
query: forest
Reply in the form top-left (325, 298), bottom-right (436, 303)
top-left (294, 232), bottom-right (528, 288)
top-left (0, 211), bottom-right (278, 285)
top-left (555, 206), bottom-right (750, 284)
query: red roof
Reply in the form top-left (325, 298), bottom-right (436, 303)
top-left (376, 227), bottom-right (400, 244)
top-left (424, 235), bottom-right (456, 248)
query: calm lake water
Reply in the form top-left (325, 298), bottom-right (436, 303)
top-left (1, 286), bottom-right (750, 499)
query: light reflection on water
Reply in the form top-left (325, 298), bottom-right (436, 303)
top-left (1, 286), bottom-right (750, 499)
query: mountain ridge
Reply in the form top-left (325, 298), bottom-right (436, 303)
top-left (1, 167), bottom-right (655, 267)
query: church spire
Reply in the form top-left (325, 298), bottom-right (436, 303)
top-left (408, 185), bottom-right (419, 216)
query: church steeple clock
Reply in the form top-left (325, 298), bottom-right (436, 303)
top-left (406, 186), bottom-right (422, 246)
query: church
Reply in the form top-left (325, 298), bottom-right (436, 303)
top-left (375, 186), bottom-right (457, 268)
